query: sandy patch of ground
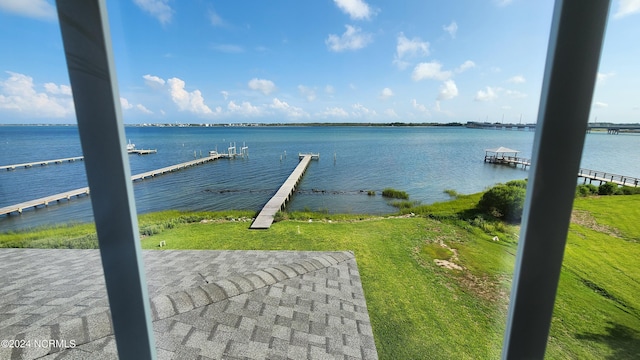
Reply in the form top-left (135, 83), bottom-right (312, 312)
top-left (571, 210), bottom-right (622, 238)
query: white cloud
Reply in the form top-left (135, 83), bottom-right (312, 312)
top-left (507, 75), bottom-right (526, 84)
top-left (0, 71), bottom-right (74, 118)
top-left (298, 85), bottom-right (316, 101)
top-left (248, 78), bottom-right (276, 95)
top-left (443, 21), bottom-right (458, 38)
top-left (333, 0), bottom-right (377, 20)
top-left (596, 72), bottom-right (616, 84)
top-left (133, 0), bottom-right (173, 25)
top-left (434, 100), bottom-right (454, 117)
top-left (411, 99), bottom-right (430, 114)
top-left (143, 74), bottom-right (166, 89)
top-left (614, 0), bottom-right (640, 18)
top-left (455, 60), bottom-right (476, 73)
top-left (270, 98), bottom-right (308, 119)
top-left (326, 25), bottom-right (372, 52)
top-left (474, 86), bottom-right (498, 101)
top-left (0, 0), bottom-right (55, 20)
top-left (504, 89), bottom-right (527, 99)
top-left (136, 104), bottom-right (153, 114)
top-left (412, 61), bottom-right (452, 81)
top-left (325, 85), bottom-right (335, 94)
top-left (594, 101), bottom-right (609, 108)
top-left (208, 8), bottom-right (226, 27)
top-left (321, 107), bottom-right (350, 118)
top-left (227, 100), bottom-right (262, 116)
top-left (44, 83), bottom-right (72, 95)
top-left (384, 109), bottom-right (399, 118)
top-left (167, 77), bottom-right (213, 115)
top-left (393, 32), bottom-right (429, 70)
top-left (380, 87), bottom-right (394, 100)
top-left (352, 103), bottom-right (376, 117)
top-left (120, 97), bottom-right (133, 110)
top-left (438, 80), bottom-right (458, 101)
top-left (221, 91), bottom-right (229, 100)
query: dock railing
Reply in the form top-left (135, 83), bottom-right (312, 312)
top-left (578, 168), bottom-right (640, 187)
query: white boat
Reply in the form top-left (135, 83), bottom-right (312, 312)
top-left (126, 140), bottom-right (135, 151)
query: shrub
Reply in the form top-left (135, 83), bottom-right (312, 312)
top-left (575, 184), bottom-right (598, 197)
top-left (382, 188), bottom-right (409, 200)
top-left (367, 190), bottom-right (376, 196)
top-left (598, 182), bottom-right (618, 195)
top-left (478, 183), bottom-right (527, 222)
top-left (505, 179), bottom-right (528, 188)
top-left (620, 186), bottom-right (640, 195)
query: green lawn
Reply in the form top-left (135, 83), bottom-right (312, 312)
top-left (1, 195), bottom-right (638, 359)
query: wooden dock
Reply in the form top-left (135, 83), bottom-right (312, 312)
top-left (484, 154), bottom-right (531, 169)
top-left (0, 154), bottom-right (223, 216)
top-left (484, 155), bottom-right (639, 187)
top-left (1, 156), bottom-right (84, 171)
top-left (0, 187), bottom-right (91, 215)
top-left (250, 154), bottom-right (316, 229)
top-left (1, 149), bottom-right (157, 171)
top-left (578, 169), bottom-right (640, 187)
top-left (130, 154), bottom-right (221, 181)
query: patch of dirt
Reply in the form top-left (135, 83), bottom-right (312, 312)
top-left (416, 236), bottom-right (510, 305)
top-left (434, 259), bottom-right (463, 271)
top-left (571, 210), bottom-right (622, 238)
top-left (458, 272), bottom-right (510, 305)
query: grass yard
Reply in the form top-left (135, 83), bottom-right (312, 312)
top-left (1, 194), bottom-right (638, 359)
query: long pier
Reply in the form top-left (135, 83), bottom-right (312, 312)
top-left (485, 155), bottom-right (639, 187)
top-left (1, 156), bottom-right (84, 171)
top-left (0, 154), bottom-right (223, 216)
top-left (250, 153), bottom-right (318, 229)
top-left (577, 169), bottom-right (640, 187)
top-left (1, 150), bottom-right (157, 171)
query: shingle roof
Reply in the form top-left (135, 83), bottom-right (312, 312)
top-left (0, 249), bottom-right (378, 360)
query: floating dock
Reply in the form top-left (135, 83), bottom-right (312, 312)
top-left (1, 156), bottom-right (84, 171)
top-left (250, 153), bottom-right (318, 229)
top-left (0, 154), bottom-right (223, 216)
top-left (128, 149), bottom-right (157, 155)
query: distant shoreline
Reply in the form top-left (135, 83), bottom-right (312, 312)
top-left (0, 122), bottom-right (465, 128)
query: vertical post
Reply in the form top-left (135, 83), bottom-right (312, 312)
top-left (502, 0), bottom-right (610, 358)
top-left (55, 1), bottom-right (156, 359)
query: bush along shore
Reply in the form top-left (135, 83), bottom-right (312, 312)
top-left (1, 185), bottom-right (639, 359)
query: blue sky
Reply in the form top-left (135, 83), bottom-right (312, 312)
top-left (0, 0), bottom-right (639, 124)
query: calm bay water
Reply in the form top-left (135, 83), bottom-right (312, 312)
top-left (1, 125), bottom-right (639, 231)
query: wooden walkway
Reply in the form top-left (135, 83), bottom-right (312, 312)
top-left (131, 154), bottom-right (221, 181)
top-left (0, 155), bottom-right (223, 216)
top-left (1, 150), bottom-right (157, 171)
top-left (578, 169), bottom-right (640, 187)
top-left (250, 154), bottom-right (316, 229)
top-left (485, 155), bottom-right (639, 187)
top-left (1, 156), bottom-right (84, 171)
